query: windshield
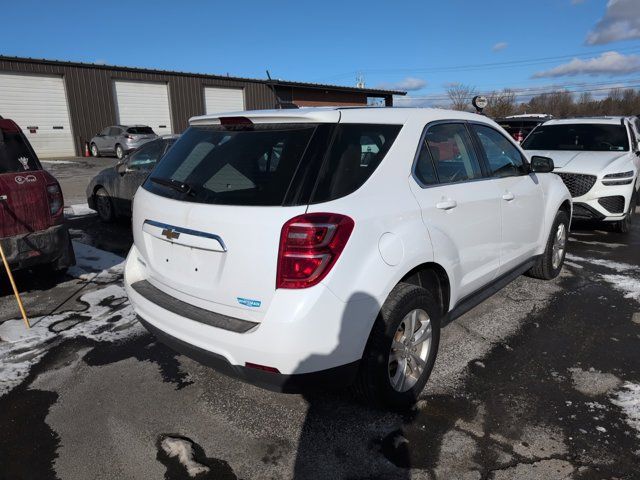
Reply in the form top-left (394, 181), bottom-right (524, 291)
top-left (0, 125), bottom-right (40, 174)
top-left (127, 127), bottom-right (155, 135)
top-left (144, 122), bottom-right (401, 206)
top-left (522, 124), bottom-right (629, 152)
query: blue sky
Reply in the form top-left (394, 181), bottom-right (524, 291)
top-left (3, 0), bottom-right (640, 105)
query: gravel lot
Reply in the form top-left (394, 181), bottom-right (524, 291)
top-left (0, 161), bottom-right (639, 479)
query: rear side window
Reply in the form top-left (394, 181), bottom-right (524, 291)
top-left (0, 124), bottom-right (40, 173)
top-left (472, 124), bottom-right (527, 178)
top-left (127, 127), bottom-right (155, 135)
top-left (310, 124), bottom-right (401, 203)
top-left (419, 123), bottom-right (482, 184)
top-left (128, 140), bottom-right (164, 170)
top-left (109, 127), bottom-right (122, 136)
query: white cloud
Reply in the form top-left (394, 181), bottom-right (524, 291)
top-left (532, 51), bottom-right (640, 78)
top-left (492, 42), bottom-right (508, 52)
top-left (586, 0), bottom-right (640, 45)
top-left (376, 77), bottom-right (427, 92)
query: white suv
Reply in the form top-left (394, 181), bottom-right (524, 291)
top-left (124, 108), bottom-right (571, 408)
top-left (523, 117), bottom-right (639, 233)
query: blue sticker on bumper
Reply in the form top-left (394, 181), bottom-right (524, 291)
top-left (237, 297), bottom-right (261, 308)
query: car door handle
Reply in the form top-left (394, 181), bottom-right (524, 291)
top-left (502, 192), bottom-right (515, 201)
top-left (436, 199), bottom-right (458, 210)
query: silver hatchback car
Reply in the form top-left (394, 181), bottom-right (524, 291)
top-left (90, 125), bottom-right (158, 159)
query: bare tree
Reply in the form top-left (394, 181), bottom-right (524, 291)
top-left (447, 83), bottom-right (477, 111)
top-left (485, 89), bottom-right (516, 117)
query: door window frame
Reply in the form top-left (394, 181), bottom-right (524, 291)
top-left (411, 120), bottom-right (532, 189)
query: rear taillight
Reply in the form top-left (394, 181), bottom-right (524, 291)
top-left (46, 183), bottom-right (63, 217)
top-left (276, 213), bottom-right (354, 289)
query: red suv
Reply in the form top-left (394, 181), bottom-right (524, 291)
top-left (0, 118), bottom-right (75, 273)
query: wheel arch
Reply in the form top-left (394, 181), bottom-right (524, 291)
top-left (398, 262), bottom-right (451, 315)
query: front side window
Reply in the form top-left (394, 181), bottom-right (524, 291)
top-left (100, 127), bottom-right (111, 136)
top-left (522, 124), bottom-right (629, 152)
top-left (421, 123), bottom-right (482, 184)
top-left (473, 124), bottom-right (527, 178)
top-left (128, 140), bottom-right (164, 170)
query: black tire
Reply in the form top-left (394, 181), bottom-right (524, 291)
top-left (527, 210), bottom-right (569, 280)
top-left (94, 187), bottom-right (116, 222)
top-left (115, 144), bottom-right (125, 160)
top-left (352, 283), bottom-right (441, 410)
top-left (90, 143), bottom-right (100, 157)
top-left (612, 191), bottom-right (636, 234)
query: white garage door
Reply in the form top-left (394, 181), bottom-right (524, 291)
top-left (113, 81), bottom-right (172, 136)
top-left (0, 72), bottom-right (75, 158)
top-left (204, 87), bottom-right (245, 114)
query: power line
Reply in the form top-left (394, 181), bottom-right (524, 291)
top-left (314, 45), bottom-right (640, 82)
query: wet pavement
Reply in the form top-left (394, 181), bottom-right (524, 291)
top-left (0, 210), bottom-right (639, 479)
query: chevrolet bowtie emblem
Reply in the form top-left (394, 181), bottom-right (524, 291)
top-left (161, 228), bottom-right (180, 240)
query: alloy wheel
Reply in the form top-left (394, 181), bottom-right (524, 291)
top-left (552, 222), bottom-right (567, 269)
top-left (388, 308), bottom-right (432, 392)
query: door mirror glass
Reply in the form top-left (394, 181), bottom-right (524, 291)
top-left (530, 156), bottom-right (554, 173)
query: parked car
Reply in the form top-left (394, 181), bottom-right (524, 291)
top-left (90, 125), bottom-right (158, 159)
top-left (124, 107), bottom-right (571, 408)
top-left (0, 117), bottom-right (75, 273)
top-left (496, 114), bottom-right (552, 143)
top-left (87, 135), bottom-right (179, 222)
top-left (523, 117), bottom-right (639, 233)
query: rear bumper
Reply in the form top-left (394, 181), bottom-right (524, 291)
top-left (138, 315), bottom-right (360, 393)
top-left (124, 244), bottom-right (377, 383)
top-left (0, 224), bottom-right (75, 270)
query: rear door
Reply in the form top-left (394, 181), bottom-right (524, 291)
top-left (470, 123), bottom-right (544, 273)
top-left (132, 122), bottom-right (326, 319)
top-left (409, 122), bottom-right (502, 300)
top-left (0, 120), bottom-right (51, 237)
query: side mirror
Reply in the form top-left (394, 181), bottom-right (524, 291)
top-left (116, 161), bottom-right (127, 175)
top-left (530, 156), bottom-right (554, 173)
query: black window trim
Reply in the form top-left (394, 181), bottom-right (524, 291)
top-left (411, 119), bottom-right (497, 189)
top-left (467, 122), bottom-right (531, 179)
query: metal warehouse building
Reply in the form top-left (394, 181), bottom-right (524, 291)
top-left (0, 56), bottom-right (404, 158)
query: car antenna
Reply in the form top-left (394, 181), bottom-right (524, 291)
top-left (266, 70), bottom-right (299, 109)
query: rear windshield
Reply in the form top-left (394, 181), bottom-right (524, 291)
top-left (0, 126), bottom-right (40, 174)
top-left (127, 127), bottom-right (155, 135)
top-left (144, 122), bottom-right (401, 206)
top-left (522, 124), bottom-right (629, 152)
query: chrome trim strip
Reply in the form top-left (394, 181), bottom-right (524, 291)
top-left (143, 219), bottom-right (228, 252)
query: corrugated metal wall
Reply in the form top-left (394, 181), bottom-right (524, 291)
top-left (0, 58), bottom-right (278, 155)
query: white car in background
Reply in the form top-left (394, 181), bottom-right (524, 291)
top-left (124, 107), bottom-right (571, 408)
top-left (523, 117), bottom-right (640, 233)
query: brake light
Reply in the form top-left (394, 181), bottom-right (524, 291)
top-left (277, 213), bottom-right (354, 289)
top-left (46, 182), bottom-right (63, 218)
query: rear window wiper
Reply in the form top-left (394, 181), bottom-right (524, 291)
top-left (150, 176), bottom-right (196, 196)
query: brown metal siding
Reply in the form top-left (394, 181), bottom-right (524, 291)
top-left (0, 57), bottom-right (397, 156)
top-left (0, 58), bottom-right (280, 155)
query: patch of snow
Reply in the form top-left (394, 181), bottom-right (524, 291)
top-left (64, 203), bottom-right (96, 219)
top-left (568, 239), bottom-right (625, 249)
top-left (564, 261), bottom-right (583, 269)
top-left (0, 243), bottom-right (142, 397)
top-left (611, 382), bottom-right (640, 438)
top-left (596, 426), bottom-right (607, 433)
top-left (600, 275), bottom-right (640, 303)
top-left (67, 241), bottom-right (124, 283)
top-left (160, 437), bottom-right (210, 477)
top-left (565, 254), bottom-right (638, 273)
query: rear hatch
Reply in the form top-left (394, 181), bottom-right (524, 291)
top-left (0, 120), bottom-right (58, 237)
top-left (133, 112), bottom-right (401, 320)
top-left (134, 116), bottom-right (333, 319)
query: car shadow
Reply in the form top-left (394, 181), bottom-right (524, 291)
top-left (283, 292), bottom-right (467, 479)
